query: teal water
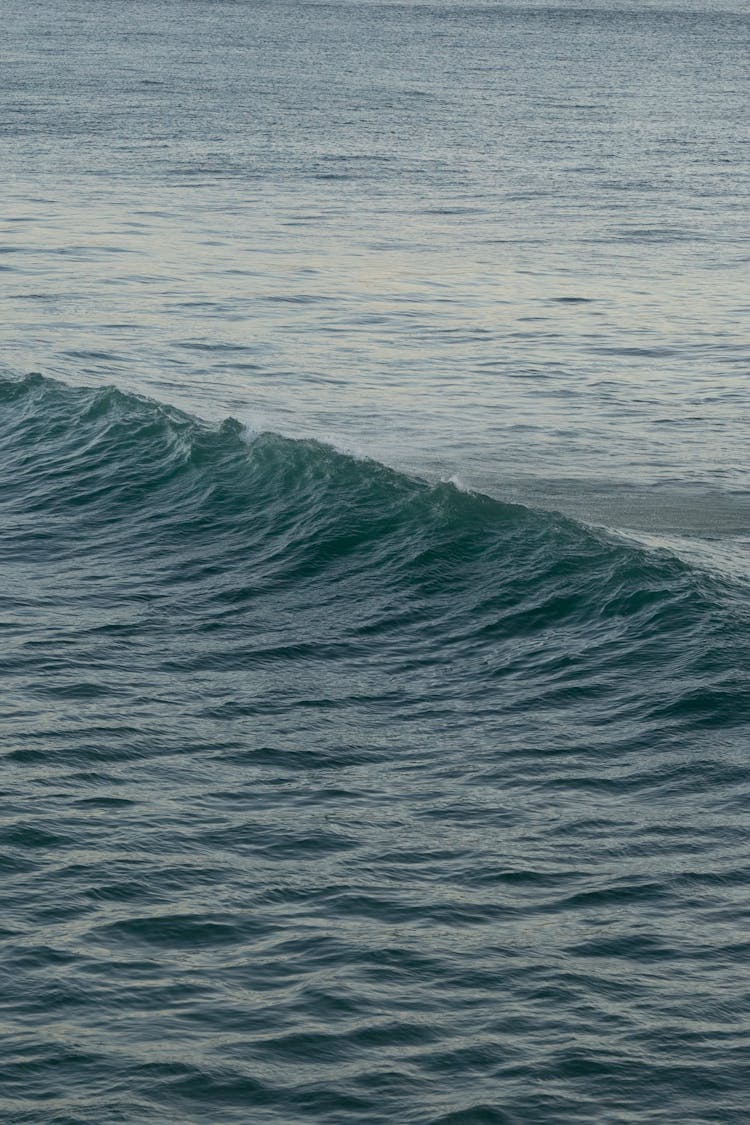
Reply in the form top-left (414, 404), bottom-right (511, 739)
top-left (2, 0), bottom-right (750, 1121)
top-left (2, 374), bottom-right (749, 1122)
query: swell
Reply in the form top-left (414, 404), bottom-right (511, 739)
top-left (1, 371), bottom-right (747, 740)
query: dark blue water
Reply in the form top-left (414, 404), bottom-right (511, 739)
top-left (2, 2), bottom-right (749, 1122)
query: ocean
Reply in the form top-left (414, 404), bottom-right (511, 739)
top-left (1, 1), bottom-right (749, 1121)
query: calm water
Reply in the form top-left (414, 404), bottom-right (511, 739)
top-left (1, 1), bottom-right (749, 1122)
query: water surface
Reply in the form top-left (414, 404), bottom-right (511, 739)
top-left (1, 1), bottom-right (749, 1121)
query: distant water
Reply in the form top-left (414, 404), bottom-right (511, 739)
top-left (1, 2), bottom-right (749, 1122)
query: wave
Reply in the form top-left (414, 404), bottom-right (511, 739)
top-left (1, 371), bottom-right (747, 743)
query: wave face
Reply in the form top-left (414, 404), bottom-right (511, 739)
top-left (1, 374), bottom-right (749, 1124)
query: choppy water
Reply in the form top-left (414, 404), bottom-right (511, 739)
top-left (2, 1), bottom-right (749, 1122)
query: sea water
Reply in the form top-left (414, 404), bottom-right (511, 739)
top-left (1, 1), bottom-right (749, 1121)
